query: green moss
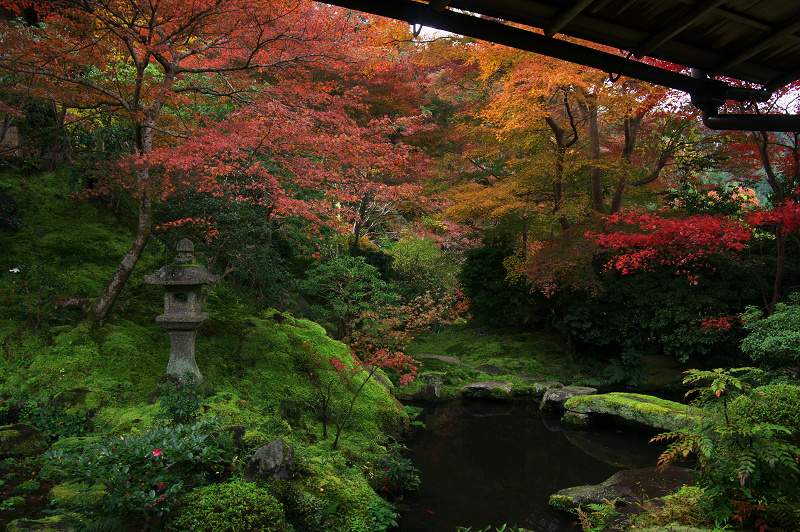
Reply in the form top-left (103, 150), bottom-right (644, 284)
top-left (13, 479), bottom-right (41, 493)
top-left (52, 387), bottom-right (102, 416)
top-left (562, 411), bottom-right (591, 426)
top-left (48, 481), bottom-right (108, 508)
top-left (2, 496), bottom-right (26, 510)
top-left (548, 494), bottom-right (575, 513)
top-left (242, 429), bottom-right (270, 450)
top-left (165, 481), bottom-right (290, 532)
top-left (407, 326), bottom-right (571, 376)
top-left (563, 392), bottom-right (695, 431)
top-left (94, 405), bottom-right (158, 436)
top-left (490, 385), bottom-right (514, 400)
top-left (0, 423), bottom-right (49, 457)
top-left (6, 514), bottom-right (81, 532)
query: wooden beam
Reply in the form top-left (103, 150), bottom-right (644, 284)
top-left (545, 0), bottom-right (596, 37)
top-left (633, 0), bottom-right (726, 58)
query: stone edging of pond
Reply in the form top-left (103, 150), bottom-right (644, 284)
top-left (398, 354), bottom-right (696, 433)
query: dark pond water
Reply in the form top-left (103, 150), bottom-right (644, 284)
top-left (397, 399), bottom-right (666, 532)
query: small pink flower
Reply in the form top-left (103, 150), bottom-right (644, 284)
top-left (716, 390), bottom-right (723, 397)
top-left (153, 448), bottom-right (162, 457)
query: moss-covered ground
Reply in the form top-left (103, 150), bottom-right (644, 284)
top-left (0, 168), bottom-right (408, 530)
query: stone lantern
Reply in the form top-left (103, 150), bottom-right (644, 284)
top-left (144, 238), bottom-right (219, 385)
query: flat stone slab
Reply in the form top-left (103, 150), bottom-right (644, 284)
top-left (474, 364), bottom-right (507, 375)
top-left (417, 354), bottom-right (465, 366)
top-left (562, 392), bottom-right (696, 431)
top-left (461, 380), bottom-right (514, 401)
top-left (541, 386), bottom-right (597, 411)
top-left (549, 467), bottom-right (693, 510)
top-left (533, 381), bottom-right (564, 396)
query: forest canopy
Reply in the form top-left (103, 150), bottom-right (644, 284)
top-left (1, 0), bottom-right (799, 371)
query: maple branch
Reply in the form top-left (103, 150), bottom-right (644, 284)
top-left (563, 94), bottom-right (578, 149)
top-left (467, 158), bottom-right (501, 181)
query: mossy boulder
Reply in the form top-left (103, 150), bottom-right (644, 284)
top-left (461, 380), bottom-right (514, 401)
top-left (399, 382), bottom-right (449, 402)
top-left (2, 496), bottom-right (26, 510)
top-left (48, 481), bottom-right (108, 508)
top-left (562, 410), bottom-right (591, 426)
top-left (541, 386), bottom-right (597, 411)
top-left (0, 423), bottom-right (49, 457)
top-left (51, 387), bottom-right (102, 416)
top-left (6, 515), bottom-right (78, 531)
top-left (562, 392), bottom-right (696, 431)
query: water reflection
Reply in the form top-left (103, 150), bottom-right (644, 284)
top-left (398, 399), bottom-right (664, 532)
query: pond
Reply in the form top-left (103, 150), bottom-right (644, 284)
top-left (397, 399), bottom-right (666, 532)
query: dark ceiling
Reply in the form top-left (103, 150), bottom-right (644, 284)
top-left (323, 0), bottom-right (800, 131)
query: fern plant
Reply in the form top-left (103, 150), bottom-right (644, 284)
top-left (652, 368), bottom-right (800, 527)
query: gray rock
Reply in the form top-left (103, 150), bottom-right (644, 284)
top-left (540, 386), bottom-right (597, 411)
top-left (549, 467), bottom-right (693, 510)
top-left (533, 381), bottom-right (564, 396)
top-left (562, 411), bottom-right (591, 426)
top-left (474, 364), bottom-right (507, 376)
top-left (243, 437), bottom-right (294, 482)
top-left (402, 382), bottom-right (448, 402)
top-left (461, 380), bottom-right (513, 401)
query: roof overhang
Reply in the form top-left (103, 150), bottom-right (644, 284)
top-left (324, 0), bottom-right (800, 131)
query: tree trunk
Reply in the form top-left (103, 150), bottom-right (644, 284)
top-left (610, 115), bottom-right (642, 213)
top-left (587, 97), bottom-right (604, 214)
top-left (767, 230), bottom-right (785, 315)
top-left (546, 114), bottom-right (576, 231)
top-left (89, 184), bottom-right (152, 323)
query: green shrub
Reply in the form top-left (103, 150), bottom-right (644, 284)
top-left (369, 451), bottom-right (420, 500)
top-left (18, 396), bottom-right (94, 441)
top-left (12, 478), bottom-right (41, 493)
top-left (729, 384), bottom-right (800, 439)
top-left (156, 375), bottom-right (203, 426)
top-left (0, 495), bottom-right (25, 510)
top-left (741, 294), bottom-right (800, 368)
top-left (166, 481), bottom-right (290, 532)
top-left (632, 486), bottom-right (709, 528)
top-left (654, 369), bottom-right (800, 527)
top-left (44, 418), bottom-right (232, 521)
top-left (283, 487), bottom-right (333, 532)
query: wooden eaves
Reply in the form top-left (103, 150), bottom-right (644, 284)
top-left (323, 0), bottom-right (800, 131)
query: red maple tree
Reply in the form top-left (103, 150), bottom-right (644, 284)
top-left (0, 0), bottom-right (432, 320)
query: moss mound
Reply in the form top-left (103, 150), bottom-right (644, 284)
top-left (165, 482), bottom-right (290, 532)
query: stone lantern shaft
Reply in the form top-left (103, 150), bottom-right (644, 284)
top-left (144, 239), bottom-right (219, 385)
